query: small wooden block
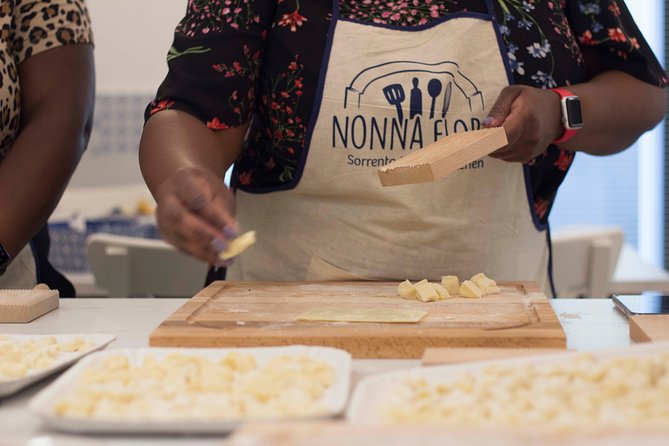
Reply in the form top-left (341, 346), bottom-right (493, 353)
top-left (629, 315), bottom-right (669, 343)
top-left (0, 289), bottom-right (59, 323)
top-left (422, 347), bottom-right (567, 365)
top-left (377, 127), bottom-right (508, 186)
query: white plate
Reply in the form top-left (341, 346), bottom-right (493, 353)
top-left (347, 341), bottom-right (669, 424)
top-left (0, 333), bottom-right (116, 398)
top-left (30, 345), bottom-right (351, 434)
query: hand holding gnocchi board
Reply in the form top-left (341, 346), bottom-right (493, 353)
top-left (150, 281), bottom-right (566, 358)
top-left (377, 127), bottom-right (508, 186)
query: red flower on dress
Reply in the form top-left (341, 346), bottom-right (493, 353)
top-left (239, 171), bottom-right (252, 186)
top-left (534, 198), bottom-right (549, 220)
top-left (579, 30), bottom-right (595, 46)
top-left (150, 99), bottom-right (175, 115)
top-left (207, 117), bottom-right (230, 130)
top-left (608, 27), bottom-right (626, 43)
top-left (277, 9), bottom-right (308, 32)
top-left (553, 149), bottom-right (574, 172)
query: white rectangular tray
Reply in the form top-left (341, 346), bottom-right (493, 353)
top-left (30, 345), bottom-right (352, 434)
top-left (0, 333), bottom-right (116, 398)
top-left (348, 341), bottom-right (669, 424)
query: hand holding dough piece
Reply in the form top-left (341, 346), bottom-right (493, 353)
top-left (219, 230), bottom-right (256, 260)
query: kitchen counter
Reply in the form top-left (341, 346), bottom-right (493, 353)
top-left (0, 298), bottom-right (630, 445)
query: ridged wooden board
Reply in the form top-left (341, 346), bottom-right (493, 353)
top-left (377, 127), bottom-right (508, 186)
top-left (149, 281), bottom-right (566, 358)
top-left (0, 288), bottom-right (59, 323)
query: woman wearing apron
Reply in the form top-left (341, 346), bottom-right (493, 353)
top-left (0, 0), bottom-right (94, 294)
top-left (141, 1), bottom-right (666, 292)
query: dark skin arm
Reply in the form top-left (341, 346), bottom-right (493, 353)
top-left (139, 110), bottom-right (247, 266)
top-left (0, 44), bottom-right (95, 260)
top-left (484, 70), bottom-right (666, 162)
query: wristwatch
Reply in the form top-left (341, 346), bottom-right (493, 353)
top-left (0, 243), bottom-right (10, 277)
top-left (551, 87), bottom-right (583, 144)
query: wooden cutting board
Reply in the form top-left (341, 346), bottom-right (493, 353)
top-left (629, 315), bottom-right (669, 342)
top-left (149, 281), bottom-right (566, 358)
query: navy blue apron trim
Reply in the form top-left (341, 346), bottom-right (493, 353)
top-left (546, 223), bottom-right (557, 298)
top-left (337, 11), bottom-right (492, 32)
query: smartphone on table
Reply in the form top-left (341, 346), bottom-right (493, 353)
top-left (612, 293), bottom-right (669, 318)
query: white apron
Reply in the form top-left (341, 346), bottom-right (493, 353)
top-left (0, 245), bottom-right (37, 289)
top-left (229, 0), bottom-right (548, 288)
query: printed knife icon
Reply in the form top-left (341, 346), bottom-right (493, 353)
top-left (441, 81), bottom-right (452, 118)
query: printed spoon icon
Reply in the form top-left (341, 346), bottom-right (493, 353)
top-left (428, 79), bottom-right (442, 119)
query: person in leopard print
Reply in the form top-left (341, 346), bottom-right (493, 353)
top-left (0, 0), bottom-right (94, 295)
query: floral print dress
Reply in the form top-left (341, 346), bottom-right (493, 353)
top-left (147, 0), bottom-right (666, 226)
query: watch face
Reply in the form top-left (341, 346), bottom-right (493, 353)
top-left (565, 97), bottom-right (583, 128)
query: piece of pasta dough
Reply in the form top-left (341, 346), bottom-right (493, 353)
top-left (460, 280), bottom-right (483, 298)
top-left (397, 280), bottom-right (417, 299)
top-left (219, 230), bottom-right (256, 260)
top-left (432, 283), bottom-right (451, 299)
top-left (441, 276), bottom-right (460, 295)
top-left (414, 279), bottom-right (440, 302)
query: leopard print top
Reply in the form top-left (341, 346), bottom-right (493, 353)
top-left (0, 0), bottom-right (92, 160)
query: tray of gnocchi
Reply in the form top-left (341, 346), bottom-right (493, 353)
top-left (29, 345), bottom-right (351, 434)
top-left (347, 341), bottom-right (669, 432)
top-left (0, 333), bottom-right (116, 398)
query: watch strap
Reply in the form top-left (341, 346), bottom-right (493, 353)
top-left (551, 87), bottom-right (580, 144)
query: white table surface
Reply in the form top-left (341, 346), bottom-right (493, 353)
top-left (0, 298), bottom-right (630, 445)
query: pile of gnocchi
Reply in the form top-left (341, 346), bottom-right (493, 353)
top-left (380, 352), bottom-right (669, 429)
top-left (397, 273), bottom-right (501, 302)
top-left (0, 336), bottom-right (93, 380)
top-left (53, 352), bottom-right (335, 420)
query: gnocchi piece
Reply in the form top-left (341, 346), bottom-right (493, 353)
top-left (471, 272), bottom-right (496, 289)
top-left (431, 283), bottom-right (451, 299)
top-left (219, 230), bottom-right (256, 260)
top-left (397, 280), bottom-right (417, 299)
top-left (414, 279), bottom-right (440, 302)
top-left (459, 280), bottom-right (483, 298)
top-left (482, 285), bottom-right (501, 295)
top-left (440, 275), bottom-right (460, 295)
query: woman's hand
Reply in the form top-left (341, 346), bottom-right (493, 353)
top-left (155, 166), bottom-right (238, 267)
top-left (482, 85), bottom-right (564, 163)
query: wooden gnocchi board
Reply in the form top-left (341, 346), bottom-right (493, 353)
top-left (150, 281), bottom-right (566, 358)
top-left (0, 288), bottom-right (59, 323)
top-left (377, 127), bottom-right (508, 186)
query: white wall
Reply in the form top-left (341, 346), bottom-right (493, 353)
top-left (88, 0), bottom-right (186, 94)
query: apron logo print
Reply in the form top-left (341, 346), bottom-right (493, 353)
top-left (333, 61), bottom-right (486, 161)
